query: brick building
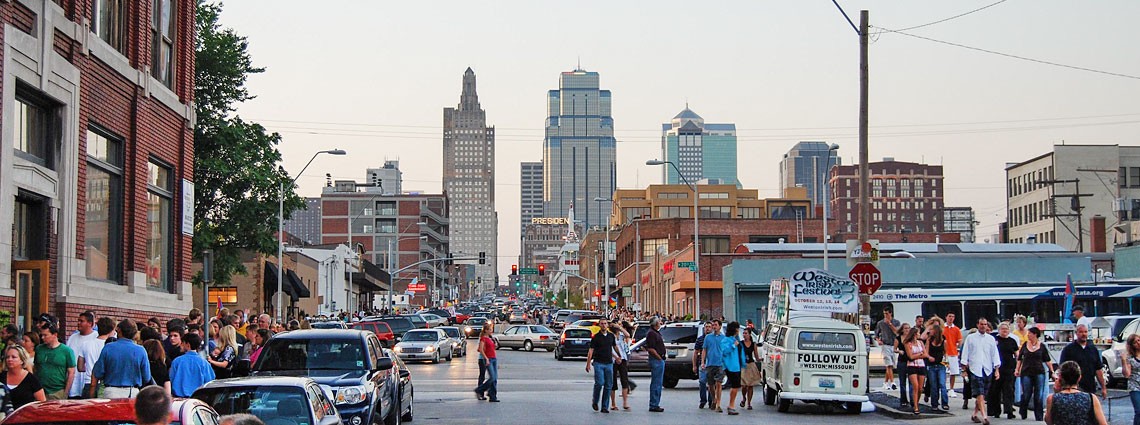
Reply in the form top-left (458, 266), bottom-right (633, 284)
top-left (829, 159), bottom-right (946, 234)
top-left (1, 0), bottom-right (196, 331)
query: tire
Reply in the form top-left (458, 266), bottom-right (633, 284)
top-left (432, 353), bottom-right (440, 364)
top-left (844, 402), bottom-right (861, 414)
top-left (384, 398), bottom-right (400, 425)
top-left (763, 383), bottom-right (776, 406)
top-left (663, 376), bottom-right (679, 389)
top-left (546, 347), bottom-right (555, 352)
top-left (401, 389), bottom-right (414, 422)
top-left (776, 391), bottom-right (791, 413)
top-left (524, 340), bottom-right (534, 352)
top-left (555, 349), bottom-right (564, 361)
top-left (446, 350), bottom-right (453, 362)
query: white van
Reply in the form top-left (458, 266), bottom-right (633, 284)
top-left (760, 315), bottom-right (869, 413)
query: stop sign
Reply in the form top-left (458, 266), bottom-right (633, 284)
top-left (849, 263), bottom-right (882, 295)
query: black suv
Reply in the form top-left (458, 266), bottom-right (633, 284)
top-left (252, 329), bottom-right (407, 425)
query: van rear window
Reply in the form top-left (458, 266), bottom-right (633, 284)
top-left (797, 331), bottom-right (856, 351)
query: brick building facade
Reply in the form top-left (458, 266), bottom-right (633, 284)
top-left (829, 160), bottom-right (946, 235)
top-left (1, 0), bottom-right (196, 331)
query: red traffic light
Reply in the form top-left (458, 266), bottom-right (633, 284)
top-left (594, 290), bottom-right (601, 297)
top-left (511, 264), bottom-right (518, 275)
top-left (538, 264), bottom-right (545, 275)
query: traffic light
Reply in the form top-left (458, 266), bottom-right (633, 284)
top-left (538, 264), bottom-right (545, 275)
top-left (594, 289), bottom-right (602, 297)
top-left (511, 264), bottom-right (518, 276)
top-left (478, 251), bottom-right (486, 265)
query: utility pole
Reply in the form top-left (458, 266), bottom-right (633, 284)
top-left (857, 10), bottom-right (872, 322)
top-left (1038, 178), bottom-right (1093, 252)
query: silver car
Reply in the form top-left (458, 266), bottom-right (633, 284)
top-left (394, 329), bottom-right (454, 363)
top-left (496, 325), bottom-right (558, 352)
top-left (436, 326), bottom-right (468, 357)
top-left (420, 313), bottom-right (448, 328)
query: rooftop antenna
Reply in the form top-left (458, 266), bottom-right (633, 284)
top-left (576, 56), bottom-right (581, 71)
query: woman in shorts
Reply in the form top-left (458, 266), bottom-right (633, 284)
top-left (904, 327), bottom-right (932, 416)
top-left (721, 322), bottom-right (746, 415)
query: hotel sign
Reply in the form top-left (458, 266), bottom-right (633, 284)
top-left (532, 217), bottom-right (569, 225)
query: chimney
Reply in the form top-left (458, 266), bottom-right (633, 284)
top-left (1091, 215), bottom-right (1107, 252)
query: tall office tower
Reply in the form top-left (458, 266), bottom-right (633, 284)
top-left (283, 197), bottom-right (322, 245)
top-left (661, 106), bottom-right (739, 186)
top-left (443, 68), bottom-right (497, 287)
top-left (780, 141), bottom-right (841, 207)
top-left (543, 68), bottom-right (617, 229)
top-left (520, 161), bottom-right (544, 233)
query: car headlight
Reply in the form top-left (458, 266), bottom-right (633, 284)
top-left (465, 326), bottom-right (471, 333)
top-left (394, 346), bottom-right (403, 353)
top-left (336, 385), bottom-right (369, 405)
top-left (425, 345), bottom-right (436, 352)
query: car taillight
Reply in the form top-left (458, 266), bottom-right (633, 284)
top-left (853, 378), bottom-right (860, 388)
top-left (540, 335), bottom-right (549, 340)
top-left (793, 377), bottom-right (800, 386)
top-left (560, 334), bottom-right (566, 343)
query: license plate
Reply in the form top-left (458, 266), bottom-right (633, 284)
top-left (572, 340), bottom-right (586, 345)
top-left (667, 349), bottom-right (678, 357)
top-left (819, 378), bottom-right (835, 389)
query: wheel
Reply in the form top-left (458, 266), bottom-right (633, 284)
top-left (1103, 359), bottom-right (1117, 387)
top-left (663, 376), bottom-right (679, 389)
top-left (446, 350), bottom-right (453, 361)
top-left (844, 402), bottom-right (861, 414)
top-left (776, 391), bottom-right (791, 413)
top-left (524, 340), bottom-right (534, 352)
top-left (555, 349), bottom-right (564, 360)
top-left (546, 347), bottom-right (555, 352)
top-left (432, 353), bottom-right (440, 364)
top-left (383, 397), bottom-right (400, 425)
top-left (400, 389), bottom-right (414, 422)
top-left (763, 383), bottom-right (776, 406)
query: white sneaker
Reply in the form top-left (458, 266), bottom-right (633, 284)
top-left (881, 383), bottom-right (892, 391)
top-left (948, 391), bottom-right (958, 398)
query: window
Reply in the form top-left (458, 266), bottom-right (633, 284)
top-left (151, 0), bottom-right (176, 87)
top-left (92, 0), bottom-right (127, 53)
top-left (739, 207), bottom-right (760, 219)
top-left (85, 128), bottom-right (124, 283)
top-left (700, 237), bottom-right (731, 254)
top-left (657, 206), bottom-right (690, 218)
top-left (207, 287), bottom-right (238, 303)
top-left (14, 193), bottom-right (47, 260)
top-left (13, 87), bottom-right (58, 169)
top-left (657, 192), bottom-right (688, 199)
top-left (871, 179), bottom-right (882, 197)
top-left (901, 179), bottom-right (911, 198)
top-left (1132, 167), bottom-right (1140, 188)
top-left (147, 161), bottom-right (174, 291)
top-left (622, 207), bottom-right (650, 222)
top-left (698, 206), bottom-right (732, 218)
top-left (698, 192), bottom-right (729, 199)
top-left (641, 238), bottom-right (667, 261)
top-left (886, 179), bottom-right (897, 197)
top-left (769, 205), bottom-right (808, 220)
top-left (914, 179), bottom-right (924, 197)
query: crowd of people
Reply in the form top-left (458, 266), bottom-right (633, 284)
top-left (0, 307), bottom-right (296, 415)
top-left (874, 306), bottom-right (1125, 424)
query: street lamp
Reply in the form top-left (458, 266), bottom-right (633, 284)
top-left (278, 149), bottom-right (346, 321)
top-left (646, 159), bottom-right (701, 319)
top-left (593, 197), bottom-right (612, 314)
top-left (822, 143), bottom-right (840, 271)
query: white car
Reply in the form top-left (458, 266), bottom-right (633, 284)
top-left (420, 313), bottom-right (448, 328)
top-left (394, 329), bottom-right (454, 363)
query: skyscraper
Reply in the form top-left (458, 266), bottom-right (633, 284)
top-left (520, 161), bottom-right (544, 233)
top-left (779, 141), bottom-right (841, 206)
top-left (660, 106), bottom-right (738, 186)
top-left (443, 68), bottom-right (497, 286)
top-left (543, 68), bottom-right (617, 228)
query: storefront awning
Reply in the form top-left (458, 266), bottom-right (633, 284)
top-left (263, 262), bottom-right (308, 302)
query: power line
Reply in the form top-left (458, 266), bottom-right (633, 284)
top-left (893, 0), bottom-right (1009, 32)
top-left (875, 27), bottom-right (1140, 81)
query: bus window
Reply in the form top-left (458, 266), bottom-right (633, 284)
top-left (870, 302), bottom-right (894, 325)
top-left (964, 301), bottom-right (998, 328)
top-left (922, 302), bottom-right (962, 325)
top-left (1000, 300), bottom-right (1033, 321)
top-left (1098, 298), bottom-right (1130, 316)
top-left (1033, 300), bottom-right (1061, 324)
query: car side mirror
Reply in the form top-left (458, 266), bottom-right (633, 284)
top-left (319, 416), bottom-right (341, 425)
top-left (375, 357), bottom-right (394, 371)
top-left (399, 369), bottom-right (410, 379)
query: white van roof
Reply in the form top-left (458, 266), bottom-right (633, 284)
top-left (786, 316), bottom-right (862, 331)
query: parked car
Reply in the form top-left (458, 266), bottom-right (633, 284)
top-left (554, 327), bottom-right (594, 360)
top-left (463, 317), bottom-right (490, 338)
top-left (420, 313), bottom-right (448, 328)
top-left (629, 322), bottom-right (701, 388)
top-left (310, 320), bottom-right (348, 329)
top-left (402, 314), bottom-right (431, 329)
top-left (1101, 315), bottom-right (1140, 386)
top-left (351, 321), bottom-right (397, 347)
top-left (2, 398), bottom-right (219, 425)
top-left (496, 325), bottom-right (558, 352)
top-left (383, 348), bottom-right (415, 423)
top-left (192, 376), bottom-right (341, 425)
top-left (426, 309), bottom-right (457, 325)
top-left (452, 310), bottom-right (471, 325)
top-left (367, 316), bottom-right (417, 340)
top-left (508, 309), bottom-right (528, 324)
top-left (436, 326), bottom-right (468, 357)
top-left (394, 329), bottom-right (454, 363)
top-left (760, 316), bottom-right (869, 414)
top-left (251, 329), bottom-right (402, 425)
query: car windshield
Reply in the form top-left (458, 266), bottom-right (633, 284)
top-left (797, 331), bottom-right (857, 352)
top-left (633, 326), bottom-right (649, 342)
top-left (257, 338), bottom-right (367, 371)
top-left (467, 318), bottom-right (487, 325)
top-left (379, 319), bottom-right (413, 333)
top-left (310, 321), bottom-right (343, 329)
top-left (440, 328), bottom-right (461, 338)
top-left (193, 385), bottom-right (311, 424)
top-left (659, 326), bottom-right (698, 344)
top-left (403, 331), bottom-right (439, 342)
top-left (565, 329), bottom-right (592, 339)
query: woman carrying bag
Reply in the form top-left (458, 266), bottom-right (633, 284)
top-left (739, 328), bottom-right (762, 410)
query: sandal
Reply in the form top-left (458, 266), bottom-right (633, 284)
top-left (623, 405), bottom-right (630, 411)
top-left (971, 415), bottom-right (981, 423)
top-left (727, 408), bottom-right (739, 415)
top-left (747, 405), bottom-right (753, 410)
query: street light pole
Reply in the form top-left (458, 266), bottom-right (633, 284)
top-left (647, 159), bottom-right (699, 319)
top-left (278, 149), bottom-right (345, 322)
top-left (594, 197), bottom-right (612, 314)
top-left (822, 143), bottom-right (839, 271)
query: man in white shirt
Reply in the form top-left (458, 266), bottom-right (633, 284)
top-left (1073, 305), bottom-right (1094, 329)
top-left (960, 318), bottom-right (1001, 424)
top-left (66, 311), bottom-right (103, 398)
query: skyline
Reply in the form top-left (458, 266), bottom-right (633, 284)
top-left (218, 1), bottom-right (1140, 282)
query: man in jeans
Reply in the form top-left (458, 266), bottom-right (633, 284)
top-left (586, 318), bottom-right (620, 413)
top-left (692, 322), bottom-right (713, 408)
top-left (702, 320), bottom-right (727, 412)
top-left (645, 318), bottom-right (666, 412)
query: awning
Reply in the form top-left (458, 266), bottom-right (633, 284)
top-left (286, 269), bottom-right (311, 298)
top-left (264, 262), bottom-right (307, 302)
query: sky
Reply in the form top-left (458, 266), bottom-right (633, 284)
top-left (218, 1), bottom-right (1140, 282)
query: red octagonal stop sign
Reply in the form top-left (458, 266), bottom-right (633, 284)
top-left (849, 263), bottom-right (882, 295)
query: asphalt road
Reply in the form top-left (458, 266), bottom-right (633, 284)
top-left (401, 337), bottom-right (1078, 425)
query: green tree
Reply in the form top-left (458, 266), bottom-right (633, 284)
top-left (193, 0), bottom-right (303, 284)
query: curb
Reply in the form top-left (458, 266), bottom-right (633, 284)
top-left (870, 401), bottom-right (948, 420)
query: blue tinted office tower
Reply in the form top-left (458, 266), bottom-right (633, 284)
top-left (542, 68), bottom-right (617, 228)
top-left (779, 141), bottom-right (841, 207)
top-left (661, 106), bottom-right (738, 186)
top-left (443, 68), bottom-right (497, 287)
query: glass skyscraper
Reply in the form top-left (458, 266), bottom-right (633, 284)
top-left (779, 141), bottom-right (841, 207)
top-left (660, 106), bottom-right (738, 186)
top-left (542, 68), bottom-right (616, 228)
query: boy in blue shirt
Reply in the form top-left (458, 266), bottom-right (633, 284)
top-left (170, 333), bottom-right (215, 397)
